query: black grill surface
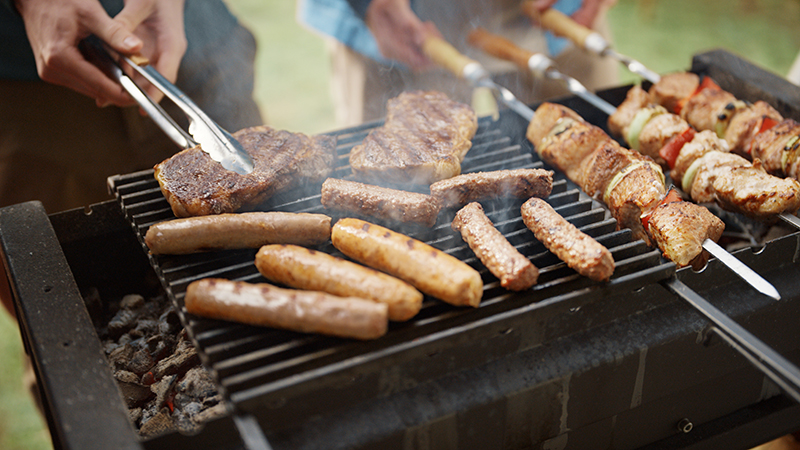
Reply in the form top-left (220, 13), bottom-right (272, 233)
top-left (108, 93), bottom-right (676, 430)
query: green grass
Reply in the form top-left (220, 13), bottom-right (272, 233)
top-left (1, 1), bottom-right (798, 448)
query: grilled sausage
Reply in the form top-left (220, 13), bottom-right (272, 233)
top-left (429, 168), bottom-right (553, 209)
top-left (331, 218), bottom-right (483, 307)
top-left (321, 178), bottom-right (440, 227)
top-left (452, 203), bottom-right (538, 291)
top-left (185, 278), bottom-right (388, 340)
top-left (521, 197), bottom-right (614, 281)
top-left (255, 244), bottom-right (423, 321)
top-left (144, 212), bottom-right (331, 255)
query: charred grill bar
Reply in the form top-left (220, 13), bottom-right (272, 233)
top-left (2, 50), bottom-right (800, 450)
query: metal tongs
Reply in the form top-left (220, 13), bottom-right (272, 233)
top-left (80, 36), bottom-right (254, 175)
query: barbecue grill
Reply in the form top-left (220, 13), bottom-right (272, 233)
top-left (2, 50), bottom-right (800, 450)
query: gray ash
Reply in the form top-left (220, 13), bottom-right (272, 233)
top-left (86, 288), bottom-right (227, 438)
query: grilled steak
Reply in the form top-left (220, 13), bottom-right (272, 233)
top-left (348, 90), bottom-right (478, 185)
top-left (154, 126), bottom-right (337, 217)
top-left (429, 168), bottom-right (553, 208)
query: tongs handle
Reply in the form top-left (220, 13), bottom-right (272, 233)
top-left (79, 36), bottom-right (196, 149)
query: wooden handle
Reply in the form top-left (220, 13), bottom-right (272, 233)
top-left (422, 36), bottom-right (476, 78)
top-left (521, 1), bottom-right (593, 49)
top-left (128, 53), bottom-right (150, 66)
top-left (467, 27), bottom-right (534, 69)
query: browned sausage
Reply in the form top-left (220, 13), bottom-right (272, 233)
top-left (521, 197), bottom-right (615, 281)
top-left (331, 218), bottom-right (483, 307)
top-left (255, 244), bottom-right (423, 321)
top-left (144, 212), bottom-right (331, 255)
top-left (452, 202), bottom-right (538, 291)
top-left (320, 178), bottom-right (440, 227)
top-left (429, 168), bottom-right (553, 208)
top-left (184, 278), bottom-right (388, 340)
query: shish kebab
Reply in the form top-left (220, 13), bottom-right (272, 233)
top-left (421, 35), bottom-right (777, 297)
top-left (466, 27), bottom-right (800, 231)
top-left (422, 35), bottom-right (800, 404)
top-left (520, 0), bottom-right (661, 84)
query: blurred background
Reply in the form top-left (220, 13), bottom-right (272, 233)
top-left (1, 1), bottom-right (799, 449)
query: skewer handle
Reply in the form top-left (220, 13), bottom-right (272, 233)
top-left (423, 36), bottom-right (477, 78)
top-left (467, 28), bottom-right (534, 70)
top-left (521, 1), bottom-right (594, 50)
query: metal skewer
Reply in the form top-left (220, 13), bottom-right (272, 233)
top-left (520, 1), bottom-right (661, 84)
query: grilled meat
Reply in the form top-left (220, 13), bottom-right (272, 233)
top-left (185, 278), bottom-right (388, 340)
top-left (637, 112), bottom-right (691, 164)
top-left (603, 160), bottom-right (666, 246)
top-left (521, 197), bottom-right (614, 281)
top-left (645, 200), bottom-right (723, 269)
top-left (580, 140), bottom-right (646, 200)
top-left (681, 87), bottom-right (738, 132)
top-left (154, 126), bottom-right (337, 217)
top-left (711, 162), bottom-right (800, 220)
top-left (429, 168), bottom-right (553, 208)
top-left (144, 212), bottom-right (332, 255)
top-left (348, 90), bottom-right (478, 185)
top-left (535, 116), bottom-right (608, 187)
top-left (255, 244), bottom-right (423, 321)
top-left (723, 101), bottom-right (783, 156)
top-left (608, 84), bottom-right (650, 138)
top-left (320, 178), bottom-right (441, 227)
top-left (648, 72), bottom-right (699, 114)
top-left (526, 102), bottom-right (584, 148)
top-left (331, 218), bottom-right (484, 307)
top-left (671, 130), bottom-right (729, 182)
top-left (452, 202), bottom-right (539, 291)
top-left (687, 151), bottom-right (751, 203)
top-left (751, 119), bottom-right (800, 179)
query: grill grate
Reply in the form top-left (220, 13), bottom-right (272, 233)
top-left (107, 103), bottom-right (675, 427)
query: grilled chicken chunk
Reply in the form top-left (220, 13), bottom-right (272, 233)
top-left (648, 72), bottom-right (699, 114)
top-left (637, 113), bottom-right (691, 164)
top-left (723, 101), bottom-right (783, 156)
top-left (580, 140), bottom-right (647, 200)
top-left (608, 84), bottom-right (650, 138)
top-left (348, 90), bottom-right (478, 185)
top-left (646, 200), bottom-right (724, 269)
top-left (527, 102), bottom-right (584, 147)
top-left (321, 178), bottom-right (441, 227)
top-left (604, 160), bottom-right (666, 246)
top-left (671, 130), bottom-right (729, 182)
top-left (688, 151), bottom-right (751, 204)
top-left (680, 87), bottom-right (737, 132)
top-left (750, 118), bottom-right (800, 179)
top-left (154, 126), bottom-right (337, 217)
top-left (429, 168), bottom-right (553, 208)
top-left (452, 202), bottom-right (539, 291)
top-left (536, 120), bottom-right (609, 187)
top-left (711, 162), bottom-right (800, 220)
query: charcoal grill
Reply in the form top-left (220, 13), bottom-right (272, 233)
top-left (2, 50), bottom-right (800, 450)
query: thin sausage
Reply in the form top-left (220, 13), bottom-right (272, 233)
top-left (452, 203), bottom-right (538, 291)
top-left (331, 218), bottom-right (483, 307)
top-left (185, 278), bottom-right (388, 340)
top-left (521, 197), bottom-right (615, 281)
top-left (321, 178), bottom-right (440, 227)
top-left (144, 212), bottom-right (331, 255)
top-left (255, 244), bottom-right (423, 321)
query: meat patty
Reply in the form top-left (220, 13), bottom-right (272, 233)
top-left (321, 178), bottom-right (441, 227)
top-left (452, 202), bottom-right (539, 291)
top-left (521, 197), bottom-right (615, 281)
top-left (348, 90), bottom-right (478, 185)
top-left (185, 278), bottom-right (388, 340)
top-left (429, 168), bottom-right (553, 208)
top-left (154, 126), bottom-right (337, 217)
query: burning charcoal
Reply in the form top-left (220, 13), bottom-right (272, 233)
top-left (107, 294), bottom-right (146, 338)
top-left (193, 402), bottom-right (227, 424)
top-left (121, 294), bottom-right (146, 309)
top-left (107, 343), bottom-right (134, 371)
top-left (152, 345), bottom-right (199, 380)
top-left (128, 347), bottom-right (156, 375)
top-left (139, 408), bottom-right (176, 438)
top-left (129, 407), bottom-right (143, 426)
top-left (158, 307), bottom-right (181, 335)
top-left (151, 374), bottom-right (177, 411)
top-left (175, 367), bottom-right (218, 405)
top-left (114, 370), bottom-right (154, 408)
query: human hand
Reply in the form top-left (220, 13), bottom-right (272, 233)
top-left (364, 0), bottom-right (442, 71)
top-left (527, 0), bottom-right (617, 28)
top-left (15, 0), bottom-right (187, 107)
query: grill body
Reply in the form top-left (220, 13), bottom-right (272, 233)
top-left (2, 50), bottom-right (800, 450)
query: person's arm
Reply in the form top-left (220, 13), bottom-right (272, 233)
top-left (14, 0), bottom-right (187, 107)
top-left (528, 0), bottom-right (617, 28)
